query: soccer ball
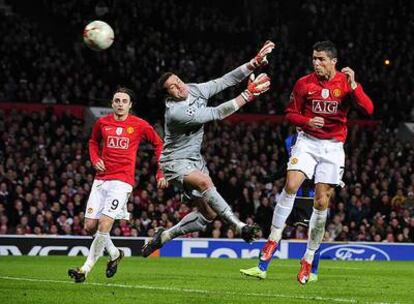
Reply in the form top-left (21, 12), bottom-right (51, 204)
top-left (83, 20), bottom-right (114, 51)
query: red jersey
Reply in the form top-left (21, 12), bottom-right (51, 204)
top-left (89, 114), bottom-right (163, 186)
top-left (285, 72), bottom-right (374, 142)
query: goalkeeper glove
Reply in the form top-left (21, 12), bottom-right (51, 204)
top-left (250, 40), bottom-right (276, 68)
top-left (241, 73), bottom-right (271, 102)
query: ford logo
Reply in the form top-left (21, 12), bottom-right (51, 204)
top-left (320, 244), bottom-right (391, 261)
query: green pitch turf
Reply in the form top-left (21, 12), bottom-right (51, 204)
top-left (0, 257), bottom-right (413, 304)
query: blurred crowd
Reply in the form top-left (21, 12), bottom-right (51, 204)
top-left (1, 0), bottom-right (414, 125)
top-left (0, 110), bottom-right (413, 243)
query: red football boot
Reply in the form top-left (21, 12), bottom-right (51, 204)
top-left (297, 259), bottom-right (312, 285)
top-left (259, 240), bottom-right (278, 262)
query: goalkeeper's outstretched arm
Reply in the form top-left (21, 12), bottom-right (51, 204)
top-left (171, 73), bottom-right (271, 125)
top-left (197, 41), bottom-right (275, 99)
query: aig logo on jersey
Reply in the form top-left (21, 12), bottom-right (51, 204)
top-left (312, 100), bottom-right (339, 114)
top-left (107, 136), bottom-right (130, 149)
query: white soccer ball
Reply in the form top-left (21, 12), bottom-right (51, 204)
top-left (83, 20), bottom-right (114, 51)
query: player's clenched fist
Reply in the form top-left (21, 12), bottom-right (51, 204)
top-left (250, 40), bottom-right (276, 68)
top-left (156, 170), bottom-right (168, 189)
top-left (308, 116), bottom-right (325, 129)
top-left (93, 159), bottom-right (106, 172)
top-left (157, 178), bottom-right (168, 189)
top-left (341, 67), bottom-right (357, 90)
top-left (241, 73), bottom-right (271, 102)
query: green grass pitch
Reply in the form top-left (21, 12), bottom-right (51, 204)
top-left (0, 256), bottom-right (413, 304)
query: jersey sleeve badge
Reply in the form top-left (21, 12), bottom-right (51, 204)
top-left (186, 106), bottom-right (196, 117)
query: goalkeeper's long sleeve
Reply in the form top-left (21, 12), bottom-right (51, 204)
top-left (195, 63), bottom-right (252, 99)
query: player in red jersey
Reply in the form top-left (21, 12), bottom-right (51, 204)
top-left (244, 41), bottom-right (374, 284)
top-left (68, 87), bottom-right (167, 283)
top-left (288, 41), bottom-right (373, 284)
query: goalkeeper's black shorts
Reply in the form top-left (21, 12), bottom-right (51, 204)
top-left (286, 197), bottom-right (314, 228)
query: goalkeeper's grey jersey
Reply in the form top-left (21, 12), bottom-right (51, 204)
top-left (160, 64), bottom-right (250, 162)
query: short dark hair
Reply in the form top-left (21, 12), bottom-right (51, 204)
top-left (157, 72), bottom-right (175, 94)
top-left (114, 87), bottom-right (136, 103)
top-left (313, 40), bottom-right (338, 59)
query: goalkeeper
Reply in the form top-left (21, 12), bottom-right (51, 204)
top-left (142, 41), bottom-right (275, 257)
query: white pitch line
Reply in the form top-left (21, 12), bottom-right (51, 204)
top-left (0, 276), bottom-right (398, 304)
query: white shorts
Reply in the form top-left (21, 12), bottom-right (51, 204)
top-left (287, 132), bottom-right (345, 185)
top-left (85, 179), bottom-right (133, 220)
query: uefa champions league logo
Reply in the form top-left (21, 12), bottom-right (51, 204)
top-left (320, 244), bottom-right (391, 261)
